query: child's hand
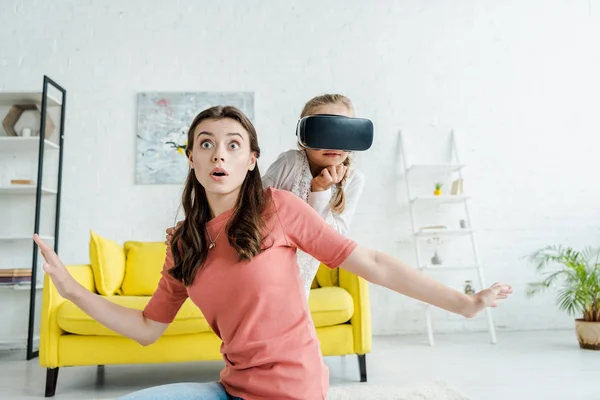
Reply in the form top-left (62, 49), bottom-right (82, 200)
top-left (311, 164), bottom-right (347, 192)
top-left (165, 221), bottom-right (183, 245)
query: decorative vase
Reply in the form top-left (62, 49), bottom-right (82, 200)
top-left (575, 319), bottom-right (600, 350)
top-left (431, 252), bottom-right (442, 265)
top-left (464, 280), bottom-right (475, 295)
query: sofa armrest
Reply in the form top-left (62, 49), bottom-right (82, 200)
top-left (40, 264), bottom-right (95, 368)
top-left (339, 267), bottom-right (372, 355)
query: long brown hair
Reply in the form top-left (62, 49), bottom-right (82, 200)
top-left (168, 105), bottom-right (269, 286)
top-left (301, 94), bottom-right (354, 214)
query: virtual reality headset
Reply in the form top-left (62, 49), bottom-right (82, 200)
top-left (296, 114), bottom-right (374, 151)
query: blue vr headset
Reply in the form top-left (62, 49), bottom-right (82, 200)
top-left (296, 114), bottom-right (374, 151)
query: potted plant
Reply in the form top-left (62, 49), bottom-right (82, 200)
top-left (526, 245), bottom-right (600, 350)
top-left (433, 182), bottom-right (443, 196)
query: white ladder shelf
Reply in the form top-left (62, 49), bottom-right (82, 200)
top-left (398, 130), bottom-right (497, 346)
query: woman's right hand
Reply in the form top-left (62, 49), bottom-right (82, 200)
top-left (35, 235), bottom-right (169, 346)
top-left (33, 234), bottom-right (82, 301)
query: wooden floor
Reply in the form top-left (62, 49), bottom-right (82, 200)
top-left (0, 330), bottom-right (597, 399)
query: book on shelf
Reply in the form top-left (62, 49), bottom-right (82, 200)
top-left (0, 268), bottom-right (32, 277)
top-left (0, 278), bottom-right (31, 285)
top-left (10, 179), bottom-right (35, 185)
top-left (0, 268), bottom-right (32, 284)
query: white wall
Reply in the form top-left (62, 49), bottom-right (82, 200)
top-left (1, 0), bottom-right (599, 344)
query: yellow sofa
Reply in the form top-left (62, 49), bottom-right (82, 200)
top-left (40, 232), bottom-right (372, 397)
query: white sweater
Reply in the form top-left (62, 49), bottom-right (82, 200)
top-left (262, 149), bottom-right (365, 296)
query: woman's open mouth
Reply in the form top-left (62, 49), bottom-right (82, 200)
top-left (210, 168), bottom-right (229, 182)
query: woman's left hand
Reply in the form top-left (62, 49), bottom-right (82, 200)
top-left (465, 283), bottom-right (513, 317)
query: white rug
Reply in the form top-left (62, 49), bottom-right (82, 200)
top-left (327, 380), bottom-right (472, 400)
top-left (101, 380), bottom-right (470, 400)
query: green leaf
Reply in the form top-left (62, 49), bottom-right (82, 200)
top-left (526, 245), bottom-right (600, 321)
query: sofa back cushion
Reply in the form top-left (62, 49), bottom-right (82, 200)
top-left (120, 241), bottom-right (167, 296)
top-left (89, 230), bottom-right (126, 296)
top-left (316, 262), bottom-right (339, 287)
top-left (311, 276), bottom-right (319, 289)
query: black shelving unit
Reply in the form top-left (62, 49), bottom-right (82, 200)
top-left (27, 76), bottom-right (67, 360)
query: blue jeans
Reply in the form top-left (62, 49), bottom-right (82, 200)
top-left (115, 382), bottom-right (243, 400)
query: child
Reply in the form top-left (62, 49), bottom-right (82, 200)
top-left (262, 94), bottom-right (365, 297)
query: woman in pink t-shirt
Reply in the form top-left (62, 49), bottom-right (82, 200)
top-left (34, 106), bottom-right (512, 400)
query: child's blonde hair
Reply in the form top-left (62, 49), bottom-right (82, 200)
top-left (300, 94), bottom-right (355, 214)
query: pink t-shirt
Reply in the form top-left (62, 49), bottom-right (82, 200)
top-left (143, 188), bottom-right (358, 400)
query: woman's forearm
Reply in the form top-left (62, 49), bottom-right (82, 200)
top-left (370, 250), bottom-right (476, 317)
top-left (69, 286), bottom-right (166, 345)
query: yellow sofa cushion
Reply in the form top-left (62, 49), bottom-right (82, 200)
top-left (121, 241), bottom-right (167, 296)
top-left (308, 286), bottom-right (354, 328)
top-left (57, 296), bottom-right (211, 336)
top-left (56, 287), bottom-right (353, 337)
top-left (316, 263), bottom-right (339, 287)
top-left (311, 276), bottom-right (319, 289)
top-left (89, 231), bottom-right (126, 296)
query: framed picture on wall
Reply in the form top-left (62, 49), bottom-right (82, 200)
top-left (135, 91), bottom-right (254, 185)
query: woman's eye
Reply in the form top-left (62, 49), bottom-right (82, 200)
top-left (229, 142), bottom-right (240, 150)
top-left (200, 141), bottom-right (213, 149)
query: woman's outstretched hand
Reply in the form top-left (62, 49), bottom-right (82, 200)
top-left (465, 282), bottom-right (513, 318)
top-left (339, 248), bottom-right (513, 318)
top-left (33, 234), bottom-right (81, 300)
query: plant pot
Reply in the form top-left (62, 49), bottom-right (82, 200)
top-left (575, 319), bottom-right (600, 350)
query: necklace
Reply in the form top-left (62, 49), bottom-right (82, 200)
top-left (206, 212), bottom-right (233, 250)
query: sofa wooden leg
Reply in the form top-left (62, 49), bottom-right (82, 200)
top-left (357, 354), bottom-right (367, 382)
top-left (45, 368), bottom-right (59, 397)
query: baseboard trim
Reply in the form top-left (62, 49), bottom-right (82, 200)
top-left (0, 336), bottom-right (40, 351)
